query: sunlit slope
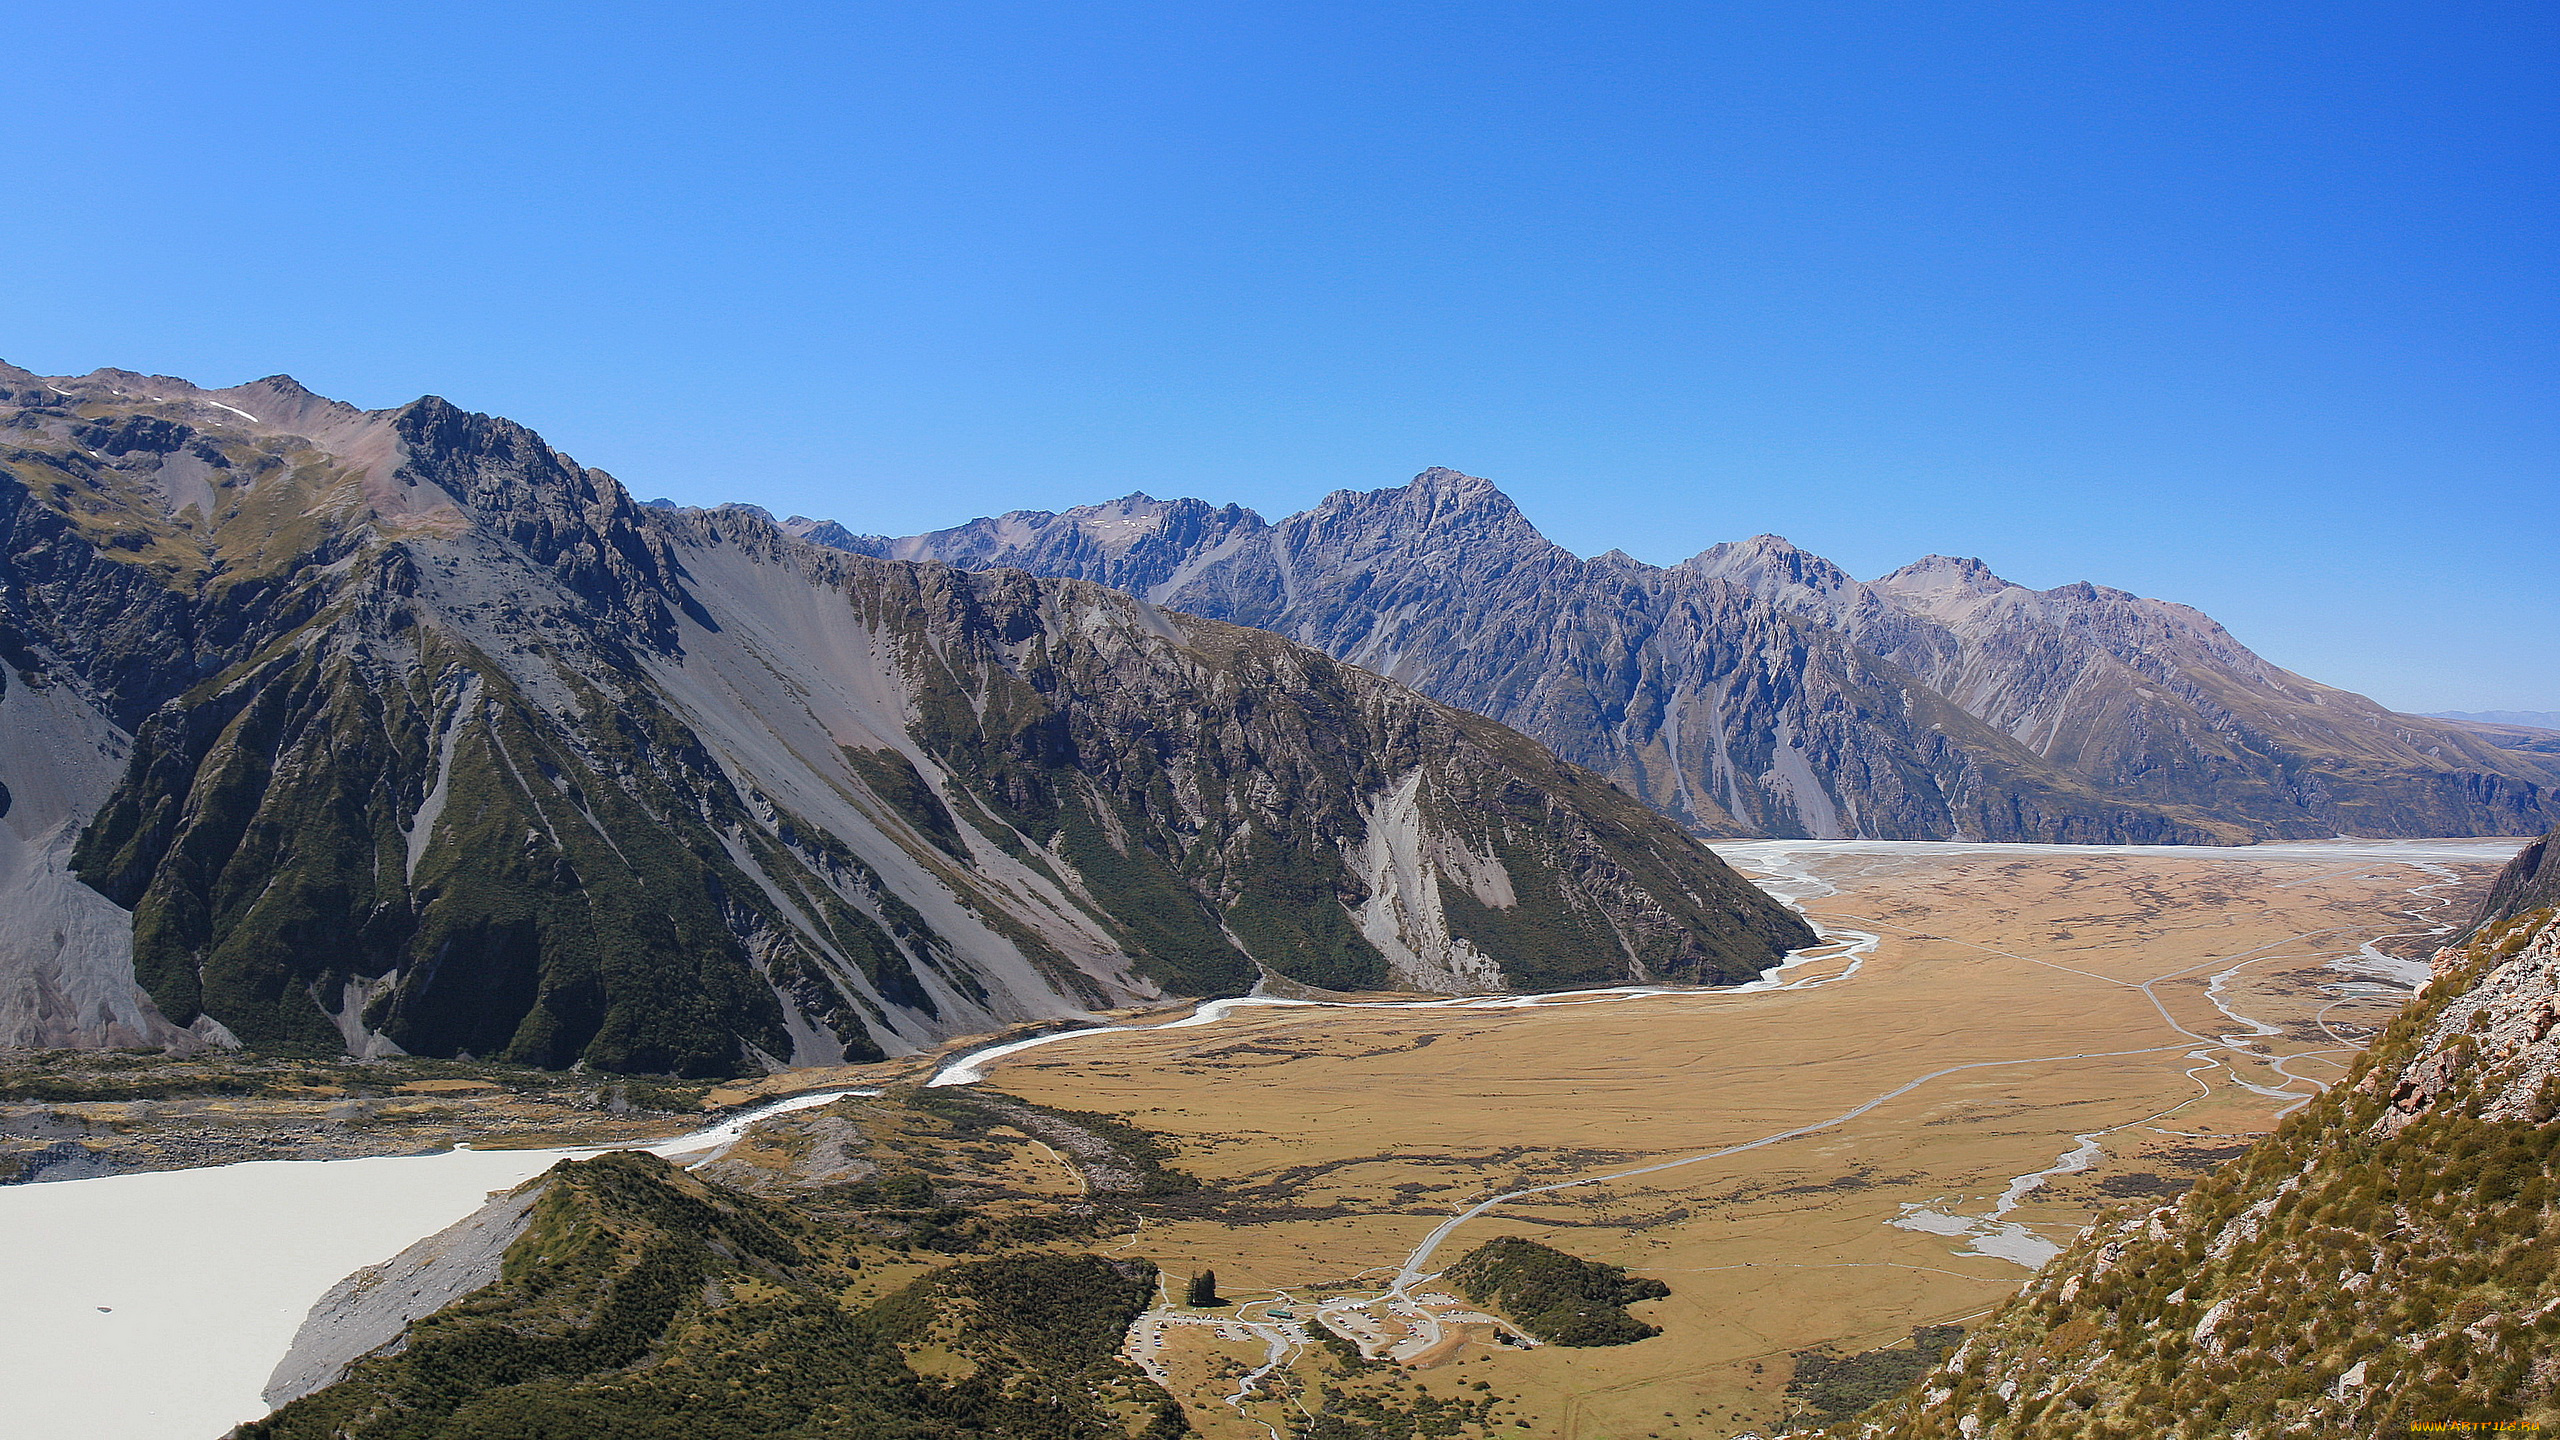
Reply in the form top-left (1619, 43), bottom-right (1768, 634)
top-left (977, 841), bottom-right (2511, 1438)
top-left (1833, 838), bottom-right (2560, 1437)
top-left (237, 1120), bottom-right (1178, 1440)
top-left (0, 364), bottom-right (1810, 1070)
top-left (802, 471), bottom-right (2555, 842)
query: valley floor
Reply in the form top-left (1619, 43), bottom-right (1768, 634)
top-left (965, 838), bottom-right (2520, 1439)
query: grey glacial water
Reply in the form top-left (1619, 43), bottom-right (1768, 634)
top-left (0, 1090), bottom-right (863, 1440)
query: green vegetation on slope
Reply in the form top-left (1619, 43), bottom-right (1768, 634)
top-left (1292, 1318), bottom-right (1526, 1440)
top-left (235, 1149), bottom-right (1181, 1440)
top-left (1443, 1236), bottom-right (1670, 1346)
top-left (76, 637), bottom-right (799, 1074)
top-left (1787, 1327), bottom-right (1964, 1425)
top-left (9, 377), bottom-right (1815, 1077)
top-left (1434, 710), bottom-right (1820, 988)
top-left (223, 1082), bottom-right (1261, 1438)
top-left (861, 560), bottom-right (1814, 1000)
top-left (1296, 1383), bottom-right (1506, 1439)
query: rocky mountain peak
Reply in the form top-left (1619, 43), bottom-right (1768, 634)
top-left (212, 374), bottom-right (361, 428)
top-left (385, 395), bottom-right (686, 648)
top-left (75, 368), bottom-right (189, 394)
top-left (850, 469), bottom-right (2554, 843)
top-left (1, 376), bottom-right (1819, 1064)
top-left (1871, 553), bottom-right (2014, 596)
top-left (779, 515), bottom-right (886, 553)
top-left (1412, 465), bottom-right (1495, 492)
top-left (1321, 467), bottom-right (1507, 509)
top-left (1061, 492), bottom-right (1183, 554)
top-left (0, 365), bottom-right (385, 458)
top-left (1301, 469), bottom-right (1549, 560)
top-left (1678, 533), bottom-right (1857, 597)
top-left (1404, 467), bottom-right (1517, 519)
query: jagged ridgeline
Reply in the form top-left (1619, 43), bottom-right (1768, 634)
top-left (1824, 836), bottom-right (2560, 1438)
top-left (800, 474), bottom-right (2559, 843)
top-left (0, 365), bottom-right (1814, 1073)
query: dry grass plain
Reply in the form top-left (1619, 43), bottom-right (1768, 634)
top-left (979, 839), bottom-right (2517, 1440)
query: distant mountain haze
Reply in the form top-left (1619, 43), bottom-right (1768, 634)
top-left (0, 368), bottom-right (1811, 1070)
top-left (777, 469), bottom-right (2557, 845)
top-left (2431, 710), bottom-right (2560, 731)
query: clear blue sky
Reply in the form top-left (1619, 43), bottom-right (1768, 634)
top-left (7, 3), bottom-right (2553, 711)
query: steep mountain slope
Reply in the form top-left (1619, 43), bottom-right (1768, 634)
top-left (0, 366), bottom-right (1810, 1072)
top-left (2482, 832), bottom-right (2560, 932)
top-left (1821, 838), bottom-right (2560, 1438)
top-left (804, 471), bottom-right (2553, 843)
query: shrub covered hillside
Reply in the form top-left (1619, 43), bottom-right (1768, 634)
top-left (233, 1088), bottom-right (1204, 1440)
top-left (1823, 836), bottom-right (2560, 1439)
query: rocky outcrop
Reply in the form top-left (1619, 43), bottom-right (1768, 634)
top-left (2481, 831), bottom-right (2560, 931)
top-left (0, 368), bottom-right (1810, 1070)
top-left (263, 1179), bottom-right (548, 1409)
top-left (1822, 838), bottom-right (2560, 1437)
top-left (817, 470), bottom-right (2555, 843)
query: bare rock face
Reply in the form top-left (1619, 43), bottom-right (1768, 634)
top-left (2480, 831), bottom-right (2560, 929)
top-left (262, 1179), bottom-right (549, 1410)
top-left (0, 370), bottom-right (1811, 1069)
top-left (0, 659), bottom-right (194, 1050)
top-left (825, 470), bottom-right (2555, 843)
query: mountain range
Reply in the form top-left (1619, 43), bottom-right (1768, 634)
top-left (2433, 710), bottom-right (2560, 731)
top-left (774, 473), bottom-right (2556, 846)
top-left (0, 367), bottom-right (1810, 1072)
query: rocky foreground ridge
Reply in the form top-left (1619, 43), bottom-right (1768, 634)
top-left (0, 366), bottom-right (1810, 1071)
top-left (1817, 836), bottom-right (2560, 1437)
top-left (786, 472), bottom-right (2557, 844)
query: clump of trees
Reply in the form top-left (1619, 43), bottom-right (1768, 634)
top-left (1187, 1269), bottom-right (1220, 1307)
top-left (1443, 1236), bottom-right (1668, 1345)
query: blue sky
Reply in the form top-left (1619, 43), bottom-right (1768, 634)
top-left (6, 3), bottom-right (2553, 711)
